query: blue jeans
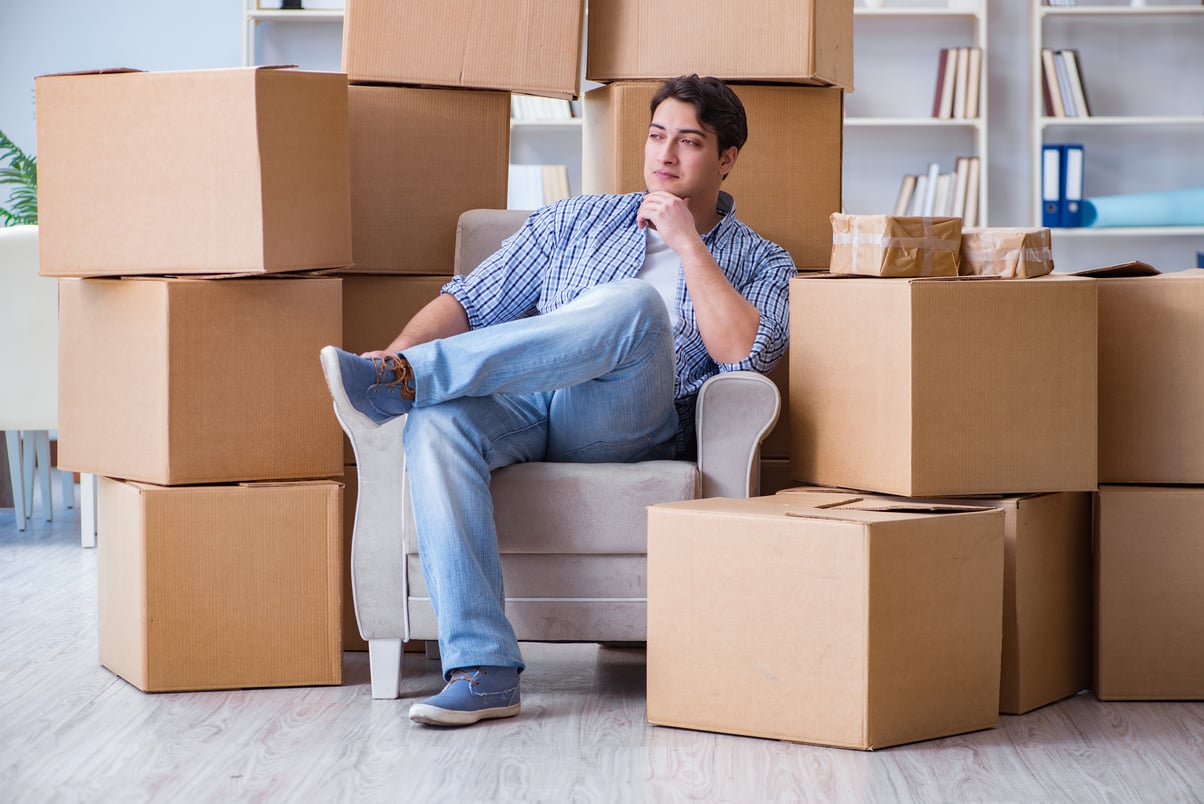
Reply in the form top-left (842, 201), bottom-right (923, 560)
top-left (401, 279), bottom-right (680, 677)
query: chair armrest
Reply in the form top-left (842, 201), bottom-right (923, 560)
top-left (694, 370), bottom-right (781, 499)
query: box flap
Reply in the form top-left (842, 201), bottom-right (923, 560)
top-left (1074, 261), bottom-right (1160, 278)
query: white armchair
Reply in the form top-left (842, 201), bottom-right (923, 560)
top-left (333, 210), bottom-right (782, 699)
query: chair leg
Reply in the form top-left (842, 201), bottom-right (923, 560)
top-left (80, 473), bottom-right (97, 549)
top-left (4, 431), bottom-right (25, 531)
top-left (368, 638), bottom-right (403, 700)
top-left (32, 431), bottom-right (53, 521)
top-left (20, 431), bottom-right (35, 519)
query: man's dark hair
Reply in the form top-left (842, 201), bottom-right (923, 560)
top-left (649, 75), bottom-right (748, 155)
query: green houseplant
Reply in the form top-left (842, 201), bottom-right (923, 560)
top-left (0, 129), bottom-right (37, 226)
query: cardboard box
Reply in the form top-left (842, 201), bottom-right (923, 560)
top-left (584, 82), bottom-right (842, 272)
top-left (830, 214), bottom-right (962, 278)
top-left (647, 495), bottom-right (1004, 749)
top-left (587, 0), bottom-right (853, 91)
top-left (1096, 485), bottom-right (1204, 701)
top-left (782, 486), bottom-right (1092, 714)
top-left (97, 477), bottom-right (343, 692)
top-left (341, 274), bottom-right (449, 463)
top-left (788, 275), bottom-right (1098, 497)
top-left (58, 277), bottom-right (343, 485)
top-left (960, 228), bottom-right (1054, 278)
top-left (36, 67), bottom-right (351, 277)
top-left (349, 85), bottom-right (509, 274)
top-left (1090, 265), bottom-right (1204, 483)
top-left (342, 0), bottom-right (585, 100)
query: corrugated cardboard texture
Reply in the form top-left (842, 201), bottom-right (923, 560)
top-left (586, 0), bottom-right (853, 90)
top-left (97, 478), bottom-right (343, 692)
top-left (58, 277), bottom-right (343, 485)
top-left (1096, 486), bottom-right (1204, 701)
top-left (583, 82), bottom-right (842, 272)
top-left (829, 214), bottom-right (962, 277)
top-left (1097, 272), bottom-right (1204, 483)
top-left (342, 0), bottom-right (584, 99)
top-left (959, 228), bottom-right (1054, 278)
top-left (647, 495), bottom-right (1002, 749)
top-left (349, 85), bottom-right (508, 274)
top-left (788, 275), bottom-right (1098, 496)
top-left (36, 68), bottom-right (351, 276)
top-left (798, 487), bottom-right (1093, 714)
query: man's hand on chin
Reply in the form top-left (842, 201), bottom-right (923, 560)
top-left (637, 190), bottom-right (699, 252)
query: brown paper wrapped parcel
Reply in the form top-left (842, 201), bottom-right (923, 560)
top-left (830, 213), bottom-right (962, 277)
top-left (960, 228), bottom-right (1054, 278)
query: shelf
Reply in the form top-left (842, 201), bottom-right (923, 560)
top-left (246, 10), bottom-right (344, 21)
top-left (845, 117), bottom-right (982, 128)
top-left (854, 7), bottom-right (982, 17)
top-left (510, 119), bottom-right (582, 130)
top-left (1039, 115), bottom-right (1204, 127)
top-left (1050, 226), bottom-right (1204, 237)
top-left (1040, 5), bottom-right (1204, 18)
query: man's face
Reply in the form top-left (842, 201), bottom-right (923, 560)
top-left (644, 98), bottom-right (736, 201)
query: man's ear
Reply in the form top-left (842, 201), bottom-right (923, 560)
top-left (719, 146), bottom-right (739, 178)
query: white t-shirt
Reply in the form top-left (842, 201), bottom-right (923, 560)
top-left (636, 227), bottom-right (681, 328)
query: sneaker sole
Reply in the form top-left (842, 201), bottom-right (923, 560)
top-left (409, 701), bottom-right (521, 727)
top-left (319, 345), bottom-right (390, 435)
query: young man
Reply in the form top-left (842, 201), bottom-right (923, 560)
top-left (322, 75), bottom-right (795, 727)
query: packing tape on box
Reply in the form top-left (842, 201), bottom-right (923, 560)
top-left (832, 216), bottom-right (960, 276)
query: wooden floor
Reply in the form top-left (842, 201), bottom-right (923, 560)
top-left (2, 495), bottom-right (1203, 803)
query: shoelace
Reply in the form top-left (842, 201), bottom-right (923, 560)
top-left (449, 668), bottom-right (485, 686)
top-left (371, 354), bottom-right (416, 400)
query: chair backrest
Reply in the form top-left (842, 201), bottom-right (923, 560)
top-left (0, 225), bottom-right (58, 429)
top-left (453, 209), bottom-right (532, 276)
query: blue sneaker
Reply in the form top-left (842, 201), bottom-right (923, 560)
top-left (409, 666), bottom-right (521, 727)
top-left (319, 345), bottom-right (415, 426)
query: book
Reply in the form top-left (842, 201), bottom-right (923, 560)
top-left (1041, 48), bottom-right (1065, 117)
top-left (908, 174), bottom-right (930, 216)
top-left (932, 48), bottom-right (951, 118)
top-left (1042, 144), bottom-right (1062, 227)
top-left (936, 48), bottom-right (958, 120)
top-left (1060, 144), bottom-right (1085, 227)
top-left (894, 174), bottom-right (918, 216)
top-left (952, 156), bottom-right (971, 219)
top-left (963, 157), bottom-right (981, 228)
top-left (921, 161), bottom-right (941, 215)
top-left (1054, 50), bottom-right (1078, 117)
top-left (1060, 49), bottom-right (1091, 118)
top-left (933, 172), bottom-right (955, 216)
top-left (965, 47), bottom-right (983, 119)
top-left (953, 47), bottom-right (971, 119)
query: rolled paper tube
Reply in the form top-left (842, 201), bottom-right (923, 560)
top-left (1082, 187), bottom-right (1204, 227)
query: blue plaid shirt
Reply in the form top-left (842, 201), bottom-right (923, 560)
top-left (443, 191), bottom-right (796, 440)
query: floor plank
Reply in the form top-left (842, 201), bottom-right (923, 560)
top-left (2, 496), bottom-right (1202, 803)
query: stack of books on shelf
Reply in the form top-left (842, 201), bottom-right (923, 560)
top-left (510, 94), bottom-right (575, 121)
top-left (1041, 48), bottom-right (1091, 118)
top-left (932, 47), bottom-right (982, 120)
top-left (893, 157), bottom-right (981, 227)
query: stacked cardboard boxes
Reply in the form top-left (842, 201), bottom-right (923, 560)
top-left (1088, 264), bottom-right (1204, 701)
top-left (37, 67), bottom-right (349, 691)
top-left (337, 0), bottom-right (587, 650)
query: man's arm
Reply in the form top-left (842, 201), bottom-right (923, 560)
top-left (638, 191), bottom-right (760, 363)
top-left (362, 293), bottom-right (470, 358)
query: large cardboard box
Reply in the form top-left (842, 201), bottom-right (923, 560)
top-left (341, 274), bottom-right (449, 463)
top-left (97, 477), bottom-right (343, 692)
top-left (782, 487), bottom-right (1093, 714)
top-left (789, 275), bottom-right (1098, 497)
top-left (584, 83), bottom-right (843, 272)
top-left (647, 495), bottom-right (1004, 749)
top-left (36, 67), bottom-right (351, 277)
top-left (1096, 485), bottom-right (1204, 701)
top-left (1092, 266), bottom-right (1204, 483)
top-left (587, 0), bottom-right (853, 91)
top-left (342, 0), bottom-right (585, 100)
top-left (58, 277), bottom-right (343, 485)
top-left (349, 85), bottom-right (509, 274)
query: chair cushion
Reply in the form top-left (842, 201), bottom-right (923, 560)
top-left (478, 460), bottom-right (699, 554)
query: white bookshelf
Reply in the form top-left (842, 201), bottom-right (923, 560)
top-left (845, 0), bottom-right (989, 224)
top-left (1030, 1), bottom-right (1204, 271)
